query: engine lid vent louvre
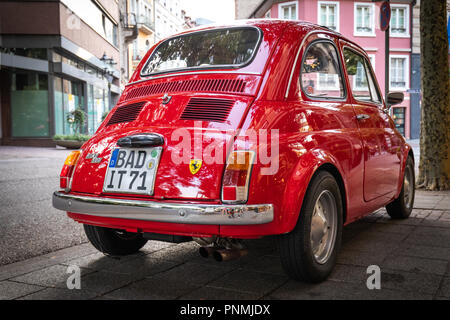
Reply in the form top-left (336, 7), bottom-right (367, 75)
top-left (181, 98), bottom-right (234, 123)
top-left (106, 102), bottom-right (145, 126)
top-left (124, 79), bottom-right (246, 101)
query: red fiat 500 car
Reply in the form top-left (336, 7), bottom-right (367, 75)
top-left (53, 20), bottom-right (415, 283)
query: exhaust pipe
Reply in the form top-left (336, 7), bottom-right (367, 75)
top-left (213, 248), bottom-right (248, 262)
top-left (198, 246), bottom-right (217, 258)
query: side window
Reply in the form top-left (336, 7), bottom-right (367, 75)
top-left (343, 48), bottom-right (381, 103)
top-left (300, 41), bottom-right (345, 99)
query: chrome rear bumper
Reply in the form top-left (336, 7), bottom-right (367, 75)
top-left (52, 192), bottom-right (274, 225)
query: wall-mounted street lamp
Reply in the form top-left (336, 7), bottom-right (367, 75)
top-left (100, 52), bottom-right (117, 66)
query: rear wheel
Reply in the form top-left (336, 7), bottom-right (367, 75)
top-left (386, 156), bottom-right (415, 219)
top-left (84, 225), bottom-right (147, 256)
top-left (278, 171), bottom-right (343, 283)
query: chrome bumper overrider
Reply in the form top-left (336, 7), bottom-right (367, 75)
top-left (52, 192), bottom-right (274, 225)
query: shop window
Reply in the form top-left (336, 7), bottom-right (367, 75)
top-left (10, 71), bottom-right (49, 137)
top-left (0, 48), bottom-right (47, 60)
top-left (392, 107), bottom-right (405, 136)
top-left (87, 85), bottom-right (108, 135)
top-left (53, 77), bottom-right (84, 136)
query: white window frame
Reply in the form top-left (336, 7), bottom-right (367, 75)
top-left (264, 9), bottom-right (271, 18)
top-left (318, 1), bottom-right (339, 32)
top-left (354, 2), bottom-right (375, 37)
top-left (389, 54), bottom-right (409, 91)
top-left (278, 1), bottom-right (298, 20)
top-left (390, 4), bottom-right (410, 37)
top-left (317, 73), bottom-right (340, 91)
top-left (353, 59), bottom-right (370, 91)
top-left (368, 54), bottom-right (375, 70)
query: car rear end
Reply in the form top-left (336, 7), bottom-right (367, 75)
top-left (53, 22), bottom-right (287, 245)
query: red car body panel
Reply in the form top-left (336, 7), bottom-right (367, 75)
top-left (62, 20), bottom-right (412, 239)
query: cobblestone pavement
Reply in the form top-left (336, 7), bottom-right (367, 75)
top-left (0, 189), bottom-right (448, 300)
top-left (1, 144), bottom-right (449, 300)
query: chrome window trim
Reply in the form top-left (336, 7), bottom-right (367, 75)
top-left (139, 26), bottom-right (263, 78)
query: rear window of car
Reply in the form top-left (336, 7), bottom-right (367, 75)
top-left (140, 27), bottom-right (261, 76)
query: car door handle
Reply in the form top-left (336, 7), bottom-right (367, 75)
top-left (356, 114), bottom-right (370, 121)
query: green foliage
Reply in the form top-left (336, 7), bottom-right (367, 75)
top-left (66, 108), bottom-right (86, 135)
top-left (102, 111), bottom-right (110, 122)
top-left (53, 134), bottom-right (91, 142)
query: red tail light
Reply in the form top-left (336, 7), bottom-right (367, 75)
top-left (221, 151), bottom-right (255, 203)
top-left (60, 151), bottom-right (81, 191)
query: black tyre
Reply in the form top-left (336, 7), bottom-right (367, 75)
top-left (386, 156), bottom-right (415, 219)
top-left (84, 224), bottom-right (147, 256)
top-left (278, 171), bottom-right (343, 283)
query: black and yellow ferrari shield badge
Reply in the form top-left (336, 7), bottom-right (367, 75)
top-left (189, 159), bottom-right (202, 175)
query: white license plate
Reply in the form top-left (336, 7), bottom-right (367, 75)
top-left (103, 147), bottom-right (162, 195)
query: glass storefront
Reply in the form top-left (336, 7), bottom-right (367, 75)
top-left (54, 77), bottom-right (84, 135)
top-left (87, 84), bottom-right (109, 135)
top-left (10, 71), bottom-right (49, 137)
top-left (392, 107), bottom-right (406, 136)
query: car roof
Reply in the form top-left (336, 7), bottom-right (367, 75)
top-left (174, 19), bottom-right (366, 54)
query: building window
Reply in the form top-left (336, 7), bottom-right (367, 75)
top-left (318, 1), bottom-right (339, 31)
top-left (354, 3), bottom-right (375, 36)
top-left (390, 56), bottom-right (409, 90)
top-left (265, 10), bottom-right (271, 18)
top-left (391, 5), bottom-right (409, 37)
top-left (279, 1), bottom-right (297, 20)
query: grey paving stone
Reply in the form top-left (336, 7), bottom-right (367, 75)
top-left (376, 216), bottom-right (424, 226)
top-left (10, 264), bottom-right (94, 288)
top-left (41, 243), bottom-right (97, 263)
top-left (0, 280), bottom-right (44, 299)
top-left (437, 277), bottom-right (450, 298)
top-left (105, 256), bottom-right (180, 277)
top-left (104, 276), bottom-right (198, 300)
top-left (179, 286), bottom-right (260, 300)
top-left (381, 255), bottom-right (448, 275)
top-left (357, 228), bottom-right (409, 240)
top-left (61, 252), bottom-right (132, 271)
top-left (151, 262), bottom-right (233, 286)
top-left (368, 223), bottom-right (415, 235)
top-left (240, 255), bottom-right (285, 275)
top-left (268, 279), bottom-right (433, 300)
top-left (328, 264), bottom-right (368, 284)
top-left (77, 270), bottom-right (142, 294)
top-left (394, 244), bottom-right (450, 261)
top-left (141, 240), bottom-right (177, 253)
top-left (380, 269), bottom-right (442, 295)
top-left (337, 249), bottom-right (388, 267)
top-left (146, 244), bottom-right (200, 263)
top-left (18, 287), bottom-right (99, 300)
top-left (208, 269), bottom-right (287, 296)
top-left (341, 238), bottom-right (400, 254)
top-left (0, 256), bottom-right (57, 281)
top-left (404, 233), bottom-right (450, 248)
top-left (420, 219), bottom-right (450, 228)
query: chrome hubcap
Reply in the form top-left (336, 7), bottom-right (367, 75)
top-left (403, 166), bottom-right (414, 209)
top-left (310, 190), bottom-right (337, 265)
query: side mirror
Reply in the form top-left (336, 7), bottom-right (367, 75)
top-left (386, 92), bottom-right (404, 106)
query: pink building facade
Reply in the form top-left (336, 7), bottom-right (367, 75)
top-left (260, 0), bottom-right (413, 138)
